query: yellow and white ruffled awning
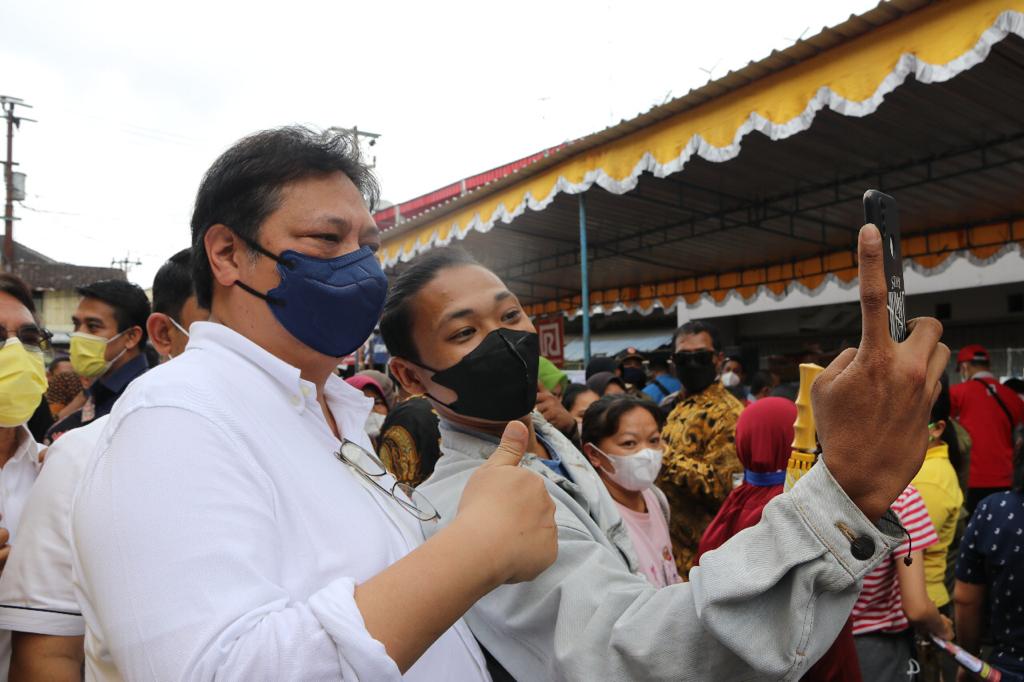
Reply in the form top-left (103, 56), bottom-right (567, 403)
top-left (381, 0), bottom-right (1024, 278)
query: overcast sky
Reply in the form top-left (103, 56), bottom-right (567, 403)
top-left (2, 0), bottom-right (876, 287)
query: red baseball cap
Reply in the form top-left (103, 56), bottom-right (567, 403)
top-left (956, 344), bottom-right (990, 364)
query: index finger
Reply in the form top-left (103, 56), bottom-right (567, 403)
top-left (857, 224), bottom-right (892, 351)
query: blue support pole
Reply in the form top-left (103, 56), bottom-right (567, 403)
top-left (578, 192), bottom-right (591, 368)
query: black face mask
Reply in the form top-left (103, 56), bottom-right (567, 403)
top-left (673, 349), bottom-right (717, 395)
top-left (418, 329), bottom-right (540, 422)
top-left (621, 366), bottom-right (647, 389)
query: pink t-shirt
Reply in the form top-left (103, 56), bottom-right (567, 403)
top-left (615, 488), bottom-right (683, 588)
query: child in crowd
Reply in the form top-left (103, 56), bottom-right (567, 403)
top-left (561, 383), bottom-right (599, 434)
top-left (580, 395), bottom-right (681, 588)
top-left (852, 482), bottom-right (952, 681)
top-left (911, 375), bottom-right (964, 681)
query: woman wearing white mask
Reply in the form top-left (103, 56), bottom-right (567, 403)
top-left (581, 395), bottom-right (682, 588)
top-left (345, 371), bottom-right (395, 448)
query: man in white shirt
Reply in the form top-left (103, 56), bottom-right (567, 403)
top-left (69, 127), bottom-right (557, 681)
top-left (0, 273), bottom-right (49, 681)
top-left (0, 249), bottom-right (208, 681)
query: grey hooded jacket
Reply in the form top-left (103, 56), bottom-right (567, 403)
top-left (418, 414), bottom-right (901, 681)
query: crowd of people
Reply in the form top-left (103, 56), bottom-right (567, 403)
top-left (0, 125), bottom-right (1019, 680)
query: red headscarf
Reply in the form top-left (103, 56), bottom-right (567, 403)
top-left (696, 397), bottom-right (862, 682)
top-left (697, 397), bottom-right (796, 559)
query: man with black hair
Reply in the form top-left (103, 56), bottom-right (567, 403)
top-left (69, 127), bottom-right (555, 681)
top-left (951, 344), bottom-right (1024, 513)
top-left (45, 280), bottom-right (151, 442)
top-left (380, 224), bottom-right (953, 681)
top-left (657, 319), bottom-right (744, 576)
top-left (641, 357), bottom-right (681, 404)
top-left (0, 249), bottom-right (210, 681)
top-left (749, 370), bottom-right (778, 402)
top-left (149, 248), bottom-right (207, 361)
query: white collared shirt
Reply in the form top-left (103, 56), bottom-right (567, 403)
top-left (0, 425), bottom-right (43, 681)
top-left (70, 322), bottom-right (489, 681)
top-left (0, 418), bottom-right (105, 638)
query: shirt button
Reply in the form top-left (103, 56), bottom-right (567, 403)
top-left (291, 395), bottom-right (302, 406)
top-left (850, 536), bottom-right (875, 560)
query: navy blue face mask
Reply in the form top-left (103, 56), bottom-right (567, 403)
top-left (234, 234), bottom-right (389, 358)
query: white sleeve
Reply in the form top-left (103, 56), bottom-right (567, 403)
top-left (0, 431), bottom-right (88, 636)
top-left (71, 406), bottom-right (400, 682)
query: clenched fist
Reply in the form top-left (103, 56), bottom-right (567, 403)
top-left (813, 224), bottom-right (949, 521)
top-left (453, 421), bottom-right (558, 584)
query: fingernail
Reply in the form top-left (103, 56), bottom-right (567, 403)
top-left (861, 224), bottom-right (881, 243)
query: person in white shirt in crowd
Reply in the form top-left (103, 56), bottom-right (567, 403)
top-left (0, 274), bottom-right (51, 681)
top-left (0, 248), bottom-right (207, 681)
top-left (383, 226), bottom-right (952, 680)
top-left (69, 126), bottom-right (556, 681)
top-left (580, 394), bottom-right (682, 588)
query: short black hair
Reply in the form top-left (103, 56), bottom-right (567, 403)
top-left (190, 126), bottom-right (381, 308)
top-left (672, 320), bottom-right (722, 351)
top-left (76, 280), bottom-right (151, 345)
top-left (648, 358), bottom-right (670, 373)
top-left (561, 383), bottom-right (593, 412)
top-left (0, 273), bottom-right (35, 315)
top-left (580, 394), bottom-right (665, 446)
top-left (930, 373), bottom-right (962, 474)
top-left (585, 356), bottom-right (617, 380)
top-left (1005, 377), bottom-right (1024, 394)
top-left (750, 370), bottom-right (774, 396)
top-left (152, 248), bottom-right (196, 321)
top-left (380, 247), bottom-right (480, 363)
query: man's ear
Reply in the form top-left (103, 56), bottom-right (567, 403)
top-left (389, 357), bottom-right (429, 396)
top-left (147, 313), bottom-right (174, 357)
top-left (205, 224), bottom-right (247, 289)
top-left (123, 325), bottom-right (144, 351)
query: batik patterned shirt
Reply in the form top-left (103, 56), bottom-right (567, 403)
top-left (657, 381), bottom-right (744, 577)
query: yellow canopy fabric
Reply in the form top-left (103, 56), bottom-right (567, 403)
top-left (380, 0), bottom-right (1024, 270)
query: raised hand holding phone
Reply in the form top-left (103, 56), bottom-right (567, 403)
top-left (810, 224), bottom-right (949, 520)
top-left (863, 190), bottom-right (907, 343)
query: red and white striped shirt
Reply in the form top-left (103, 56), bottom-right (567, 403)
top-left (851, 484), bottom-right (939, 636)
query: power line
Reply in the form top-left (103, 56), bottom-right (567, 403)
top-left (111, 254), bottom-right (142, 275)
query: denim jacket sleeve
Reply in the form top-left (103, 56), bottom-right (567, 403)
top-left (447, 459), bottom-right (901, 681)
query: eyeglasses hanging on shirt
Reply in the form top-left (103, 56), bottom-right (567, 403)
top-left (335, 440), bottom-right (440, 523)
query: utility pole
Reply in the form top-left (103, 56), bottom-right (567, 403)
top-left (111, 254), bottom-right (142, 277)
top-left (328, 126), bottom-right (381, 168)
top-left (2, 96), bottom-right (34, 272)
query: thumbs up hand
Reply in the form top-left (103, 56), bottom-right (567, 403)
top-left (453, 421), bottom-right (558, 584)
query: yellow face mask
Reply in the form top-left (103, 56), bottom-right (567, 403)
top-left (70, 330), bottom-right (127, 379)
top-left (0, 338), bottom-right (48, 427)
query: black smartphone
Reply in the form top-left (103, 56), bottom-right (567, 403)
top-left (863, 190), bottom-right (907, 342)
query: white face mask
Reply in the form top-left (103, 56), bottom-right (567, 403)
top-left (591, 444), bottom-right (663, 491)
top-left (721, 370), bottom-right (741, 387)
top-left (364, 411), bottom-right (386, 439)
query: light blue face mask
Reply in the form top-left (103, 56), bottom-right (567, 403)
top-left (234, 234), bottom-right (389, 358)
